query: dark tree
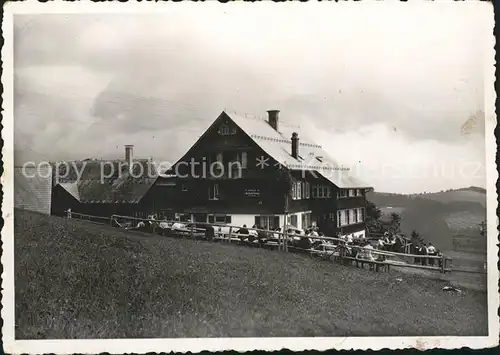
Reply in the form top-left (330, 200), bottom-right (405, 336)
top-left (410, 229), bottom-right (424, 245)
top-left (389, 212), bottom-right (401, 234)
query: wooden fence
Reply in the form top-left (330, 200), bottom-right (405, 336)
top-left (66, 211), bottom-right (457, 274)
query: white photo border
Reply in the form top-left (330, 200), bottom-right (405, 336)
top-left (2, 1), bottom-right (498, 353)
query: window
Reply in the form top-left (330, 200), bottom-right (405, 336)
top-left (209, 215), bottom-right (231, 224)
top-left (339, 189), bottom-right (347, 198)
top-left (257, 215), bottom-right (280, 229)
top-left (292, 183), bottom-right (297, 200)
top-left (340, 210), bottom-right (348, 226)
top-left (312, 185), bottom-right (331, 198)
top-left (219, 124), bottom-right (236, 136)
top-left (216, 215), bottom-right (231, 223)
top-left (208, 183), bottom-right (219, 200)
top-left (329, 213), bottom-right (336, 221)
top-left (297, 182), bottom-right (302, 199)
top-left (348, 189), bottom-right (355, 197)
top-left (290, 214), bottom-right (298, 227)
top-left (305, 182), bottom-right (310, 199)
top-left (337, 210), bottom-right (342, 227)
top-left (356, 189), bottom-right (363, 197)
top-left (181, 184), bottom-right (188, 192)
top-left (350, 209), bottom-right (358, 224)
top-left (357, 208), bottom-right (365, 222)
top-left (235, 151), bottom-right (248, 169)
top-left (301, 212), bottom-right (311, 229)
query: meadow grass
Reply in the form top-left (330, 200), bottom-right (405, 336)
top-left (15, 209), bottom-right (488, 338)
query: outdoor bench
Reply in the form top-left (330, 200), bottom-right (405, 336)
top-left (343, 256), bottom-right (390, 272)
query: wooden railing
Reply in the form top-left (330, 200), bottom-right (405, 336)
top-left (65, 211), bottom-right (455, 274)
top-left (65, 210), bottom-right (110, 225)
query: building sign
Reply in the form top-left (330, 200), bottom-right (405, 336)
top-left (244, 188), bottom-right (260, 197)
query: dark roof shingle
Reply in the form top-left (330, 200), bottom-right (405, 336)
top-left (227, 112), bottom-right (371, 189)
top-left (54, 159), bottom-right (158, 204)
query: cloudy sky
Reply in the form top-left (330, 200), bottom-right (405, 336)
top-left (13, 2), bottom-right (493, 193)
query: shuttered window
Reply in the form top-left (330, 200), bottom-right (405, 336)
top-left (350, 209), bottom-right (357, 224)
top-left (357, 208), bottom-right (365, 222)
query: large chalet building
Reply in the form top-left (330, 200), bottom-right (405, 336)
top-left (169, 110), bottom-right (372, 238)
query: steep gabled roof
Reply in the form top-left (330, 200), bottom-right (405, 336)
top-left (53, 159), bottom-right (158, 204)
top-left (227, 112), bottom-right (371, 189)
top-left (14, 166), bottom-right (52, 214)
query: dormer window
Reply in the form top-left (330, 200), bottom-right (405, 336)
top-left (219, 124), bottom-right (236, 136)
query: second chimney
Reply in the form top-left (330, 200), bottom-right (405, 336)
top-left (125, 145), bottom-right (134, 167)
top-left (267, 109), bottom-right (280, 131)
top-left (291, 132), bottom-right (299, 159)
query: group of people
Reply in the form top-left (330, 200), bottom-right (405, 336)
top-left (377, 232), bottom-right (398, 250)
top-left (210, 224), bottom-right (328, 250)
top-left (414, 242), bottom-right (442, 266)
top-left (355, 240), bottom-right (376, 261)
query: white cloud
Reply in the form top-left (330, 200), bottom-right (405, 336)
top-left (13, 2), bottom-right (493, 192)
top-left (309, 123), bottom-right (485, 193)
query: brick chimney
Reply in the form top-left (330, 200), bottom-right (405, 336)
top-left (291, 132), bottom-right (299, 159)
top-left (125, 145), bottom-right (134, 167)
top-left (267, 110), bottom-right (280, 131)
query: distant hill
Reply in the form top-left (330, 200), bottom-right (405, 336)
top-left (367, 187), bottom-right (486, 252)
top-left (412, 187), bottom-right (486, 208)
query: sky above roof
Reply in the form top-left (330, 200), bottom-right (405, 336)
top-left (13, 2), bottom-right (493, 193)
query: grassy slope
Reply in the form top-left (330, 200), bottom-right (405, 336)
top-left (15, 209), bottom-right (488, 339)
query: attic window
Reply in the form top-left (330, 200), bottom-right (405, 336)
top-left (315, 156), bottom-right (323, 162)
top-left (219, 124), bottom-right (236, 136)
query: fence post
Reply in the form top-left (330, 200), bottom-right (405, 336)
top-left (441, 255), bottom-right (445, 273)
top-left (67, 209), bottom-right (72, 219)
top-left (339, 243), bottom-right (345, 265)
top-left (190, 223), bottom-right (194, 239)
top-left (228, 227), bottom-right (232, 243)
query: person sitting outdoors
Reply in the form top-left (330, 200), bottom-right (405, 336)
top-left (346, 234), bottom-right (354, 244)
top-left (247, 224), bottom-right (258, 242)
top-left (236, 224), bottom-right (250, 241)
top-left (427, 242), bottom-right (437, 266)
top-left (257, 225), bottom-right (268, 244)
top-left (437, 249), bottom-right (444, 268)
top-left (363, 241), bottom-right (375, 261)
top-left (205, 224), bottom-right (215, 241)
top-left (414, 244), bottom-right (421, 264)
top-left (355, 241), bottom-right (376, 269)
top-left (421, 243), bottom-right (429, 265)
top-left (309, 228), bottom-right (319, 239)
top-left (383, 232), bottom-right (390, 244)
top-left (377, 237), bottom-right (385, 250)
